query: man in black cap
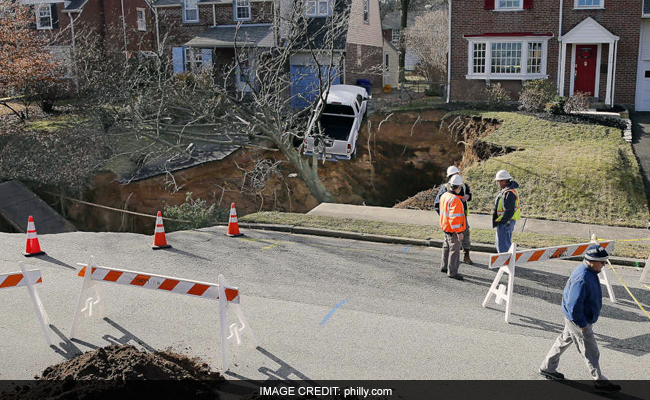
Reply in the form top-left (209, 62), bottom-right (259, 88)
top-left (538, 245), bottom-right (621, 393)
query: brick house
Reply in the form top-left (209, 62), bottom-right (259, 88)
top-left (449, 0), bottom-right (650, 110)
top-left (154, 0), bottom-right (383, 105)
top-left (20, 0), bottom-right (156, 77)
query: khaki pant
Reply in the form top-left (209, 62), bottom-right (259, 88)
top-left (441, 231), bottom-right (461, 277)
top-left (461, 220), bottom-right (471, 251)
top-left (540, 317), bottom-right (606, 380)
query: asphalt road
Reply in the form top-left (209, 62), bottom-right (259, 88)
top-left (0, 227), bottom-right (649, 388)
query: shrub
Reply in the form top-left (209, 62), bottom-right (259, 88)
top-left (564, 92), bottom-right (591, 114)
top-left (519, 79), bottom-right (556, 112)
top-left (163, 192), bottom-right (229, 232)
top-left (545, 96), bottom-right (567, 115)
top-left (485, 83), bottom-right (511, 110)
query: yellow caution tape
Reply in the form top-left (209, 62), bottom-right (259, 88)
top-left (644, 284), bottom-right (650, 292)
top-left (607, 262), bottom-right (650, 322)
top-left (597, 238), bottom-right (650, 243)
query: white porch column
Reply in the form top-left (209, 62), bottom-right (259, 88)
top-left (559, 41), bottom-right (566, 96)
top-left (606, 40), bottom-right (615, 105)
top-left (611, 40), bottom-right (618, 106)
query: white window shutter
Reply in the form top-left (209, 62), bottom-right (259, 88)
top-left (173, 47), bottom-right (184, 74)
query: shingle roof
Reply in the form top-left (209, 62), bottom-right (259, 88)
top-left (184, 25), bottom-right (274, 48)
top-left (62, 0), bottom-right (89, 12)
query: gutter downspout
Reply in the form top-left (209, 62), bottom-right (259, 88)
top-left (446, 0), bottom-right (451, 103)
top-left (556, 0), bottom-right (563, 92)
top-left (120, 0), bottom-right (128, 56)
top-left (69, 13), bottom-right (79, 94)
top-left (155, 8), bottom-right (161, 53)
top-left (212, 4), bottom-right (217, 27)
top-left (612, 39), bottom-right (618, 106)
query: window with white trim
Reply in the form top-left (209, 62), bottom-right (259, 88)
top-left (575, 0), bottom-right (603, 8)
top-left (137, 8), bottom-right (146, 31)
top-left (235, 0), bottom-right (251, 21)
top-left (364, 0), bottom-right (369, 23)
top-left (473, 43), bottom-right (486, 74)
top-left (36, 4), bottom-right (52, 30)
top-left (467, 37), bottom-right (549, 80)
top-left (527, 42), bottom-right (543, 74)
top-left (184, 48), bottom-right (202, 71)
top-left (183, 0), bottom-right (199, 23)
top-left (496, 0), bottom-right (522, 10)
top-left (306, 0), bottom-right (331, 17)
top-left (391, 29), bottom-right (400, 44)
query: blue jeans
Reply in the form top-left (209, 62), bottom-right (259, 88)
top-left (495, 220), bottom-right (516, 253)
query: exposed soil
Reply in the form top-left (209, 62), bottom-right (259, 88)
top-left (394, 115), bottom-right (504, 211)
top-left (0, 345), bottom-right (223, 400)
top-left (52, 109), bottom-right (467, 233)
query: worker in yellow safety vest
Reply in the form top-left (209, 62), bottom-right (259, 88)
top-left (439, 174), bottom-right (467, 281)
top-left (492, 170), bottom-right (521, 253)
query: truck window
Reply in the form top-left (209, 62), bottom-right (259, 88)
top-left (322, 104), bottom-right (355, 115)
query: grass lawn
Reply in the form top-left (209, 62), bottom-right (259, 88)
top-left (240, 212), bottom-right (650, 259)
top-left (457, 112), bottom-right (649, 228)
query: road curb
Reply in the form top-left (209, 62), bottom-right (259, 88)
top-left (235, 222), bottom-right (646, 267)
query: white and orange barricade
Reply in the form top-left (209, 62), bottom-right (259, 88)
top-left (70, 256), bottom-right (256, 370)
top-left (0, 263), bottom-right (51, 344)
top-left (483, 235), bottom-right (616, 324)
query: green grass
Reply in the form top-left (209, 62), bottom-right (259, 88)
top-left (455, 112), bottom-right (650, 228)
top-left (24, 115), bottom-right (87, 132)
top-left (240, 212), bottom-right (650, 259)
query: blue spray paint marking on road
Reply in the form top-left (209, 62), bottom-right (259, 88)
top-left (320, 299), bottom-right (347, 325)
top-left (402, 246), bottom-right (411, 253)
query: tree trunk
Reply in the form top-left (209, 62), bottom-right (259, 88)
top-left (274, 137), bottom-right (335, 204)
top-left (398, 0), bottom-right (410, 85)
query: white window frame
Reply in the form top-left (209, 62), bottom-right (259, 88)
top-left (495, 0), bottom-right (523, 11)
top-left (183, 0), bottom-right (199, 23)
top-left (234, 0), bottom-right (251, 21)
top-left (391, 29), bottom-right (400, 44)
top-left (465, 37), bottom-right (551, 81)
top-left (306, 0), bottom-right (331, 17)
top-left (136, 8), bottom-right (146, 31)
top-left (364, 0), bottom-right (369, 23)
top-left (574, 0), bottom-right (604, 9)
top-left (184, 47), bottom-right (202, 72)
top-left (36, 4), bottom-right (52, 30)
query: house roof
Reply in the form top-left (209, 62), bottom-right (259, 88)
top-left (383, 37), bottom-right (397, 52)
top-left (561, 17), bottom-right (619, 44)
top-left (62, 0), bottom-right (89, 12)
top-left (152, 0), bottom-right (223, 7)
top-left (184, 25), bottom-right (274, 48)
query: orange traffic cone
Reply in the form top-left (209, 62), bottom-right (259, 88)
top-left (24, 216), bottom-right (45, 257)
top-left (152, 211), bottom-right (171, 250)
top-left (226, 203), bottom-right (243, 237)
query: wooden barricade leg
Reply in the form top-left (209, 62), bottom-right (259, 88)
top-left (218, 274), bottom-right (257, 370)
top-left (483, 244), bottom-right (517, 324)
top-left (20, 262), bottom-right (52, 345)
top-left (590, 235), bottom-right (617, 303)
top-left (70, 256), bottom-right (105, 338)
top-left (641, 252), bottom-right (650, 283)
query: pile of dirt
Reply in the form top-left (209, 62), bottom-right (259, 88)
top-left (1, 345), bottom-right (223, 400)
top-left (393, 186), bottom-right (441, 210)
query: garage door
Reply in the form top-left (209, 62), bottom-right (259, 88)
top-left (637, 20), bottom-right (650, 111)
top-left (290, 65), bottom-right (340, 109)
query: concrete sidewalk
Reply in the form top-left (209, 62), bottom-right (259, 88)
top-left (308, 203), bottom-right (650, 242)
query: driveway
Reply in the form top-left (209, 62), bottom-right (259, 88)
top-left (631, 112), bottom-right (650, 220)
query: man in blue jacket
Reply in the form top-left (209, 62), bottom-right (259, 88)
top-left (538, 245), bottom-right (621, 394)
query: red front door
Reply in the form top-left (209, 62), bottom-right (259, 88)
top-left (574, 45), bottom-right (597, 96)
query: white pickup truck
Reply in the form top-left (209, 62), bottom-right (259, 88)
top-left (303, 85), bottom-right (370, 161)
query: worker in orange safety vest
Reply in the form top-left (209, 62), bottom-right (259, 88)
top-left (439, 174), bottom-right (467, 281)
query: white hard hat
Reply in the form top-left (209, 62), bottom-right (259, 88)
top-left (495, 170), bottom-right (512, 181)
top-left (449, 174), bottom-right (463, 186)
top-left (446, 166), bottom-right (460, 176)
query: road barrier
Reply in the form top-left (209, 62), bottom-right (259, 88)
top-left (0, 263), bottom-right (51, 345)
top-left (641, 253), bottom-right (650, 284)
top-left (70, 256), bottom-right (256, 370)
top-left (483, 236), bottom-right (616, 324)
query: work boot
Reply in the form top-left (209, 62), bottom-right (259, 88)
top-left (463, 250), bottom-right (474, 265)
top-left (539, 369), bottom-right (565, 381)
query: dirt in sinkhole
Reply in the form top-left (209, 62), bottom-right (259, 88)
top-left (45, 110), bottom-right (503, 233)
